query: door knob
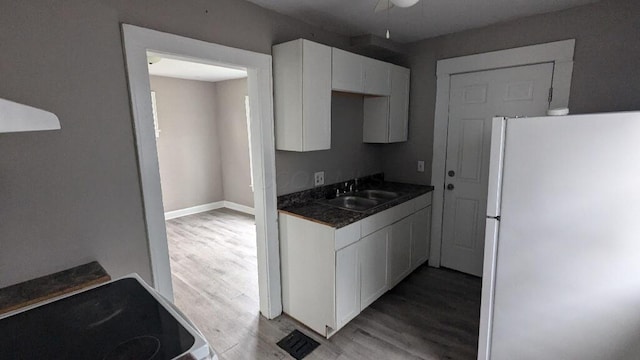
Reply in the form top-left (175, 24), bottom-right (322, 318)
top-left (448, 170), bottom-right (455, 177)
top-left (447, 184), bottom-right (455, 190)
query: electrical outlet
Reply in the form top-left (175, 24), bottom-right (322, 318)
top-left (314, 171), bottom-right (325, 186)
top-left (417, 161), bottom-right (425, 172)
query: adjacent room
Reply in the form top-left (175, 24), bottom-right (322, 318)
top-left (1, 0), bottom-right (639, 359)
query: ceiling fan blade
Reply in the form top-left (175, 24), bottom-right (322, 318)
top-left (374, 0), bottom-right (393, 13)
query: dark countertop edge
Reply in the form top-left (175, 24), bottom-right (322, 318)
top-left (0, 262), bottom-right (111, 315)
top-left (278, 183), bottom-right (434, 229)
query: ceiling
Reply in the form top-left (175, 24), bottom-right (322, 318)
top-left (147, 54), bottom-right (247, 82)
top-left (244, 0), bottom-right (599, 43)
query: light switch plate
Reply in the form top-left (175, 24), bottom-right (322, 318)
top-left (417, 161), bottom-right (425, 172)
top-left (314, 171), bottom-right (325, 186)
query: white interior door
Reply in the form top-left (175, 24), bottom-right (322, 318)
top-left (441, 63), bottom-right (554, 276)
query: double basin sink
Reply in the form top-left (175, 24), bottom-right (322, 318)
top-left (318, 189), bottom-right (401, 212)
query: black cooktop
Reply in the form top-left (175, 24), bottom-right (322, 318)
top-left (0, 278), bottom-right (195, 359)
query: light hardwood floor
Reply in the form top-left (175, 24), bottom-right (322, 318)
top-left (166, 208), bottom-right (481, 360)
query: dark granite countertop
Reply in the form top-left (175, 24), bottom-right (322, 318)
top-left (278, 180), bottom-right (434, 229)
top-left (0, 261), bottom-right (111, 315)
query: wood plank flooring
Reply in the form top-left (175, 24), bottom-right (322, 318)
top-left (166, 208), bottom-right (481, 360)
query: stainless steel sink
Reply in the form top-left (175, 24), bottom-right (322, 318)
top-left (354, 189), bottom-right (400, 200)
top-left (321, 196), bottom-right (381, 212)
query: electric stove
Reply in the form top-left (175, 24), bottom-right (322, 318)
top-left (0, 275), bottom-right (215, 359)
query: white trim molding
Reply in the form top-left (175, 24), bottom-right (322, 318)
top-left (121, 24), bottom-right (281, 319)
top-left (224, 201), bottom-right (255, 215)
top-left (164, 201), bottom-right (225, 220)
top-left (429, 39), bottom-right (575, 268)
top-left (164, 201), bottom-right (255, 220)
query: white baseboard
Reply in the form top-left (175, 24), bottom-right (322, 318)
top-left (164, 201), bottom-right (224, 220)
top-left (164, 200), bottom-right (255, 220)
top-left (224, 201), bottom-right (255, 215)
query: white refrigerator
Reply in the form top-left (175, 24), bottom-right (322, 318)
top-left (478, 112), bottom-right (640, 360)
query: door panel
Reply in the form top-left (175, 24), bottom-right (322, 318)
top-left (458, 119), bottom-right (485, 182)
top-left (359, 228), bottom-right (388, 310)
top-left (332, 48), bottom-right (364, 93)
top-left (363, 58), bottom-right (390, 96)
top-left (388, 216), bottom-right (412, 287)
top-left (388, 65), bottom-right (410, 142)
top-left (410, 206), bottom-right (431, 270)
top-left (336, 241), bottom-right (360, 329)
top-left (302, 40), bottom-right (332, 151)
top-left (452, 197), bottom-right (480, 250)
top-left (441, 62), bottom-right (554, 276)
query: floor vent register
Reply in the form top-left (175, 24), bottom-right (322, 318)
top-left (277, 329), bottom-right (320, 360)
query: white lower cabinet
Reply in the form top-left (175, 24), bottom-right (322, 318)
top-left (335, 241), bottom-right (360, 329)
top-left (388, 216), bottom-right (412, 287)
top-left (411, 206), bottom-right (431, 270)
top-left (279, 192), bottom-right (432, 338)
top-left (359, 227), bottom-right (389, 310)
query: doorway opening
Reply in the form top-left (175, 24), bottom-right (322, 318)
top-left (121, 24), bottom-right (281, 320)
top-left (146, 55), bottom-right (262, 337)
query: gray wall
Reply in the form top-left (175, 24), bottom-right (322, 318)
top-left (151, 76), bottom-right (253, 212)
top-left (150, 76), bottom-right (223, 212)
top-left (2, 0), bottom-right (637, 288)
top-left (0, 0), bottom-right (349, 287)
top-left (276, 93), bottom-right (385, 195)
top-left (382, 0), bottom-right (640, 185)
top-left (217, 78), bottom-right (254, 208)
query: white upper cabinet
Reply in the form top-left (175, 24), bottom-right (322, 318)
top-left (273, 39), bottom-right (410, 151)
top-left (273, 39), bottom-right (332, 152)
top-left (332, 48), bottom-right (364, 93)
top-left (363, 57), bottom-right (391, 96)
top-left (388, 65), bottom-right (410, 142)
top-left (332, 49), bottom-right (391, 96)
top-left (363, 64), bottom-right (410, 143)
top-left (362, 97), bottom-right (389, 143)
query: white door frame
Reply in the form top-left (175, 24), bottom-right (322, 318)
top-left (429, 39), bottom-right (575, 268)
top-left (121, 24), bottom-right (282, 319)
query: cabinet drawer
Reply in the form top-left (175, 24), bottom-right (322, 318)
top-left (413, 193), bottom-right (432, 211)
top-left (335, 221), bottom-right (361, 250)
top-left (361, 199), bottom-right (415, 237)
top-left (361, 206), bottom-right (393, 237)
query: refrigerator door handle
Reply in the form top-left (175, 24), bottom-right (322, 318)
top-left (486, 117), bottom-right (507, 218)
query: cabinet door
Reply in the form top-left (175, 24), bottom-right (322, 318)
top-left (363, 58), bottom-right (390, 96)
top-left (388, 65), bottom-right (410, 142)
top-left (388, 216), bottom-right (412, 287)
top-left (411, 206), bottom-right (431, 270)
top-left (363, 97), bottom-right (389, 143)
top-left (302, 40), bottom-right (332, 151)
top-left (359, 227), bottom-right (388, 310)
top-left (273, 39), bottom-right (331, 151)
top-left (332, 48), bottom-right (364, 93)
top-left (336, 241), bottom-right (360, 329)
